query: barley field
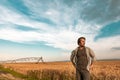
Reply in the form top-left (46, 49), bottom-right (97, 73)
top-left (2, 60), bottom-right (120, 80)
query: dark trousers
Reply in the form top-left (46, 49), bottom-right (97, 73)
top-left (76, 69), bottom-right (90, 80)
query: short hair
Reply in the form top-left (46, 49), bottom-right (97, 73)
top-left (77, 37), bottom-right (86, 45)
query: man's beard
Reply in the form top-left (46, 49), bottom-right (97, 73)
top-left (80, 45), bottom-right (85, 47)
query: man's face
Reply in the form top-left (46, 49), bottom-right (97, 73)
top-left (79, 39), bottom-right (85, 47)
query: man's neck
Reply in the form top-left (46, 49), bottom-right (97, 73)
top-left (79, 46), bottom-right (85, 50)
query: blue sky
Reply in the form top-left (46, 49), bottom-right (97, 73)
top-left (0, 0), bottom-right (120, 61)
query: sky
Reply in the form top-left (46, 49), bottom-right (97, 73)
top-left (0, 0), bottom-right (120, 61)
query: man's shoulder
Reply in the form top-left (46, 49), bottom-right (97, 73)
top-left (85, 46), bottom-right (91, 50)
top-left (71, 49), bottom-right (76, 53)
top-left (85, 46), bottom-right (94, 52)
top-left (71, 50), bottom-right (75, 53)
top-left (71, 47), bottom-right (78, 54)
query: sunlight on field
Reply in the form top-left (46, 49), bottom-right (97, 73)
top-left (2, 60), bottom-right (120, 80)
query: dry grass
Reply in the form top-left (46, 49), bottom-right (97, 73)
top-left (2, 60), bottom-right (120, 80)
top-left (2, 62), bottom-right (74, 75)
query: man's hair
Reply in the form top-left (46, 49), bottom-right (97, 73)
top-left (77, 37), bottom-right (86, 45)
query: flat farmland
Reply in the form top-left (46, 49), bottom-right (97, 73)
top-left (2, 60), bottom-right (120, 80)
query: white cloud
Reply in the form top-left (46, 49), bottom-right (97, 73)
top-left (0, 5), bottom-right (56, 32)
top-left (0, 0), bottom-right (120, 60)
top-left (0, 2), bottom-right (99, 50)
top-left (86, 36), bottom-right (120, 59)
top-left (1, 25), bottom-right (120, 60)
top-left (23, 0), bottom-right (81, 27)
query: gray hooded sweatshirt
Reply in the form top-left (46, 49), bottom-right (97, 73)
top-left (70, 46), bottom-right (96, 71)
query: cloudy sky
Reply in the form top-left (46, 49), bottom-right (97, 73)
top-left (0, 0), bottom-right (120, 61)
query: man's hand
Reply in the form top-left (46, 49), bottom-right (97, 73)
top-left (90, 64), bottom-right (94, 71)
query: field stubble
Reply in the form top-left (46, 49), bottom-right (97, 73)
top-left (2, 60), bottom-right (120, 80)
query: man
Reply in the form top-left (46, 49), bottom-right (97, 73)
top-left (70, 37), bottom-right (96, 80)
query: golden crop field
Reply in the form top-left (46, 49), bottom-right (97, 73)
top-left (2, 60), bottom-right (120, 80)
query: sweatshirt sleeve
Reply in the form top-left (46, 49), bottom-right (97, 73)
top-left (70, 50), bottom-right (76, 67)
top-left (89, 48), bottom-right (96, 65)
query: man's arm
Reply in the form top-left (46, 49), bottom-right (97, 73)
top-left (89, 48), bottom-right (96, 65)
top-left (70, 50), bottom-right (76, 67)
